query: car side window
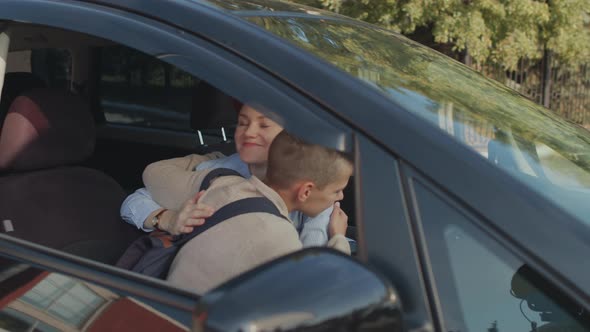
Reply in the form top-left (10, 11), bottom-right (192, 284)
top-left (411, 180), bottom-right (589, 332)
top-left (6, 49), bottom-right (71, 88)
top-left (98, 45), bottom-right (197, 132)
top-left (30, 49), bottom-right (72, 90)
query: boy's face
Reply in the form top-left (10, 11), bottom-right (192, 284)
top-left (301, 170), bottom-right (352, 217)
top-left (234, 105), bottom-right (283, 166)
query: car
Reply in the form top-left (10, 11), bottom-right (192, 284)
top-left (0, 0), bottom-right (589, 331)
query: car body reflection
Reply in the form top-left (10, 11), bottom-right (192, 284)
top-left (0, 260), bottom-right (187, 332)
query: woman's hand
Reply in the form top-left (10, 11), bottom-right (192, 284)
top-left (328, 202), bottom-right (348, 238)
top-left (158, 191), bottom-right (215, 235)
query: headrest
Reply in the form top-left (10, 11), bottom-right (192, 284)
top-left (0, 88), bottom-right (95, 171)
top-left (190, 81), bottom-right (241, 131)
top-left (0, 72), bottom-right (47, 125)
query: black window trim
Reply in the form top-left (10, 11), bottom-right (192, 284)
top-left (356, 135), bottom-right (434, 330)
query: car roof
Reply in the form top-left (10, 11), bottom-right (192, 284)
top-left (185, 0), bottom-right (350, 18)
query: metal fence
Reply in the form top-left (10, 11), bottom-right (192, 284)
top-left (432, 54), bottom-right (590, 156)
top-left (471, 57), bottom-right (590, 128)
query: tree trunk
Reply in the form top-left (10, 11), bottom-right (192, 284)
top-left (463, 48), bottom-right (472, 67)
top-left (542, 48), bottom-right (552, 108)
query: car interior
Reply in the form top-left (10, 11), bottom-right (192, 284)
top-left (0, 22), bottom-right (357, 266)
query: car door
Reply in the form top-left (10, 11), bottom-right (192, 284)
top-left (402, 165), bottom-right (590, 332)
top-left (0, 1), bottom-right (409, 330)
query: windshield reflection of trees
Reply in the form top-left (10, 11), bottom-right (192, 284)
top-left (248, 16), bottom-right (590, 179)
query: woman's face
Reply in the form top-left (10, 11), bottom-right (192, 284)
top-left (234, 105), bottom-right (283, 165)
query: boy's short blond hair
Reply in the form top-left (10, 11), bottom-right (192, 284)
top-left (266, 131), bottom-right (353, 189)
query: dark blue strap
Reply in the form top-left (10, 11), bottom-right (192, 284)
top-left (174, 196), bottom-right (289, 247)
top-left (199, 168), bottom-right (243, 191)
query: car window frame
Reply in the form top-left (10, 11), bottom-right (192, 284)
top-left (355, 135), bottom-right (434, 330)
top-left (0, 0), bottom-right (356, 290)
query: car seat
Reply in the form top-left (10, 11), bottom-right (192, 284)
top-left (0, 88), bottom-right (141, 264)
top-left (190, 81), bottom-right (238, 156)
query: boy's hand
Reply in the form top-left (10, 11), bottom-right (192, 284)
top-left (328, 202), bottom-right (348, 238)
top-left (159, 191), bottom-right (215, 235)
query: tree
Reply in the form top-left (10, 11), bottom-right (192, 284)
top-left (293, 0), bottom-right (590, 70)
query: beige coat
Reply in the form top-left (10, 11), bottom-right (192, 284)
top-left (143, 152), bottom-right (225, 210)
top-left (144, 154), bottom-right (350, 294)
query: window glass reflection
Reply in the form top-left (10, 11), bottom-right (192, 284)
top-left (415, 182), bottom-right (590, 332)
top-left (0, 308), bottom-right (61, 332)
top-left (250, 15), bottom-right (590, 224)
top-left (99, 45), bottom-right (195, 132)
top-left (0, 260), bottom-right (190, 331)
top-left (20, 273), bottom-right (105, 327)
top-left (445, 225), bottom-right (587, 332)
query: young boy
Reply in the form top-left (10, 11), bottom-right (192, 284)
top-left (165, 130), bottom-right (353, 294)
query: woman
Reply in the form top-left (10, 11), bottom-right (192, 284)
top-left (121, 104), bottom-right (345, 247)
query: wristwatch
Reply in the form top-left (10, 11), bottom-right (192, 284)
top-left (150, 209), bottom-right (166, 230)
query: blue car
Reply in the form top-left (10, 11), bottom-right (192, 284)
top-left (0, 1), bottom-right (589, 331)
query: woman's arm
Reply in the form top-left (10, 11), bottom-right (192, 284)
top-left (143, 152), bottom-right (225, 209)
top-left (120, 188), bottom-right (162, 232)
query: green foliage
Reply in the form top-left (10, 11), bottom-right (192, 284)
top-left (292, 0), bottom-right (590, 70)
top-left (249, 13), bottom-right (590, 174)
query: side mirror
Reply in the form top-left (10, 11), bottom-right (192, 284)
top-left (194, 248), bottom-right (403, 331)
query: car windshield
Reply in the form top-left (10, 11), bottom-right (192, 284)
top-left (246, 14), bottom-right (590, 223)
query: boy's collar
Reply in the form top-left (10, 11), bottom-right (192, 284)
top-left (248, 176), bottom-right (291, 220)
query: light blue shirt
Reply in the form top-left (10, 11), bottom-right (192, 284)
top-left (120, 153), bottom-right (331, 247)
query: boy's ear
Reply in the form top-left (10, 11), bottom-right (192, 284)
top-left (296, 181), bottom-right (315, 203)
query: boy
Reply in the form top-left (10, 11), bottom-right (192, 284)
top-left (165, 131), bottom-right (353, 294)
